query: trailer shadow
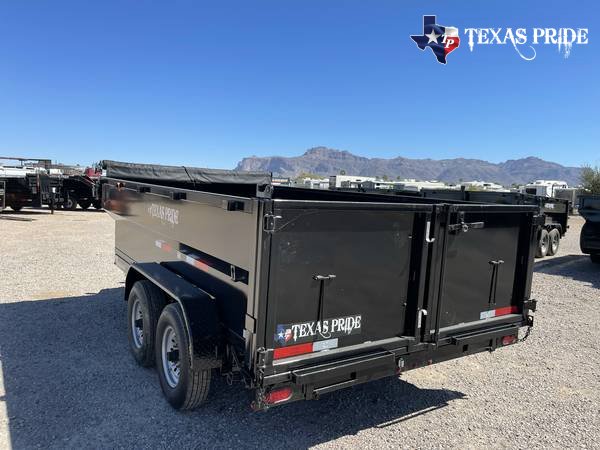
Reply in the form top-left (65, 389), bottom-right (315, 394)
top-left (0, 289), bottom-right (465, 449)
top-left (535, 254), bottom-right (600, 288)
top-left (0, 208), bottom-right (49, 216)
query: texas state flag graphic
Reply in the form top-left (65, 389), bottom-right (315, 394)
top-left (411, 16), bottom-right (460, 64)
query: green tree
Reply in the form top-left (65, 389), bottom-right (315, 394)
top-left (339, 169), bottom-right (346, 175)
top-left (581, 165), bottom-right (600, 194)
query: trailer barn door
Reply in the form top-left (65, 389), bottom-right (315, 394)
top-left (435, 208), bottom-right (522, 333)
top-left (265, 202), bottom-right (429, 358)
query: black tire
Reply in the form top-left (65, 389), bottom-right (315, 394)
top-left (127, 280), bottom-right (166, 367)
top-left (10, 204), bottom-right (23, 212)
top-left (591, 254), bottom-right (600, 264)
top-left (156, 303), bottom-right (211, 410)
top-left (64, 197), bottom-right (78, 210)
top-left (547, 229), bottom-right (560, 256)
top-left (536, 229), bottom-right (549, 258)
top-left (78, 199), bottom-right (91, 210)
top-left (92, 200), bottom-right (102, 210)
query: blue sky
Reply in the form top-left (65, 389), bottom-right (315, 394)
top-left (0, 1), bottom-right (597, 169)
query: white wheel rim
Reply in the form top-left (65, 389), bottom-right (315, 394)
top-left (541, 235), bottom-right (549, 253)
top-left (551, 234), bottom-right (559, 252)
top-left (131, 299), bottom-right (144, 348)
top-left (162, 325), bottom-right (180, 388)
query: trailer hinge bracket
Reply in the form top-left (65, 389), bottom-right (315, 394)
top-left (523, 299), bottom-right (537, 312)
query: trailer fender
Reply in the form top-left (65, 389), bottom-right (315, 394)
top-left (125, 262), bottom-right (222, 370)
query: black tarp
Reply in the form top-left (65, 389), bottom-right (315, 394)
top-left (102, 160), bottom-right (271, 186)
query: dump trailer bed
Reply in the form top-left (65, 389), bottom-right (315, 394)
top-left (103, 161), bottom-right (538, 410)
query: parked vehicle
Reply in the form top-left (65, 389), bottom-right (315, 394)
top-left (0, 181), bottom-right (5, 212)
top-left (522, 180), bottom-right (568, 198)
top-left (0, 168), bottom-right (50, 211)
top-left (59, 171), bottom-right (103, 210)
top-left (579, 195), bottom-right (600, 264)
top-left (103, 160), bottom-right (538, 411)
top-left (554, 188), bottom-right (585, 214)
top-left (0, 157), bottom-right (103, 211)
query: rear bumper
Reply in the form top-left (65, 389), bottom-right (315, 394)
top-left (253, 319), bottom-right (527, 410)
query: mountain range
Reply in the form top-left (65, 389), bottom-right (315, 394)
top-left (235, 147), bottom-right (582, 186)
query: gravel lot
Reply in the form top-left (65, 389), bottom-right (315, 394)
top-left (1, 210), bottom-right (599, 449)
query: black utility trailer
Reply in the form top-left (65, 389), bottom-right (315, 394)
top-left (0, 180), bottom-right (5, 212)
top-left (579, 195), bottom-right (600, 264)
top-left (0, 172), bottom-right (52, 211)
top-left (103, 161), bottom-right (538, 411)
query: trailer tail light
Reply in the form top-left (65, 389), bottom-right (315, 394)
top-left (273, 343), bottom-right (313, 360)
top-left (501, 334), bottom-right (518, 346)
top-left (265, 387), bottom-right (293, 405)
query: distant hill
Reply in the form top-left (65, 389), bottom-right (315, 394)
top-left (235, 147), bottom-right (582, 186)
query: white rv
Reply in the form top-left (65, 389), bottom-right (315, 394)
top-left (522, 180), bottom-right (568, 198)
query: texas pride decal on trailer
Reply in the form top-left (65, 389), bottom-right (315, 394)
top-left (411, 15), bottom-right (460, 64)
top-left (275, 315), bottom-right (362, 347)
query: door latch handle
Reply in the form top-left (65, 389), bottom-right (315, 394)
top-left (425, 220), bottom-right (435, 243)
top-left (417, 309), bottom-right (428, 329)
top-left (448, 221), bottom-right (485, 233)
top-left (313, 274), bottom-right (336, 281)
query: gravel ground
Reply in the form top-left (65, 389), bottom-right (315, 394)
top-left (0, 209), bottom-right (599, 449)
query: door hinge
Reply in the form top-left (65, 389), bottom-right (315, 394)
top-left (263, 214), bottom-right (282, 232)
top-left (523, 298), bottom-right (537, 312)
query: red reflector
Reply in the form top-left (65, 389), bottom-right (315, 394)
top-left (265, 387), bottom-right (293, 404)
top-left (501, 335), bottom-right (517, 346)
top-left (495, 305), bottom-right (518, 316)
top-left (273, 343), bottom-right (313, 360)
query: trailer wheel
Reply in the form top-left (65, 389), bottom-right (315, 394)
top-left (127, 280), bottom-right (166, 367)
top-left (64, 197), bottom-right (78, 210)
top-left (9, 203), bottom-right (23, 212)
top-left (536, 229), bottom-right (549, 258)
top-left (547, 229), bottom-right (560, 256)
top-left (92, 200), bottom-right (102, 210)
top-left (78, 199), bottom-right (91, 210)
top-left (156, 303), bottom-right (211, 410)
top-left (591, 254), bottom-right (600, 264)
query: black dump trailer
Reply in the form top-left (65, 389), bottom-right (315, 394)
top-left (0, 172), bottom-right (54, 211)
top-left (103, 160), bottom-right (538, 411)
top-left (0, 180), bottom-right (5, 212)
top-left (340, 187), bottom-right (569, 259)
top-left (579, 195), bottom-right (600, 264)
top-left (57, 174), bottom-right (100, 210)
